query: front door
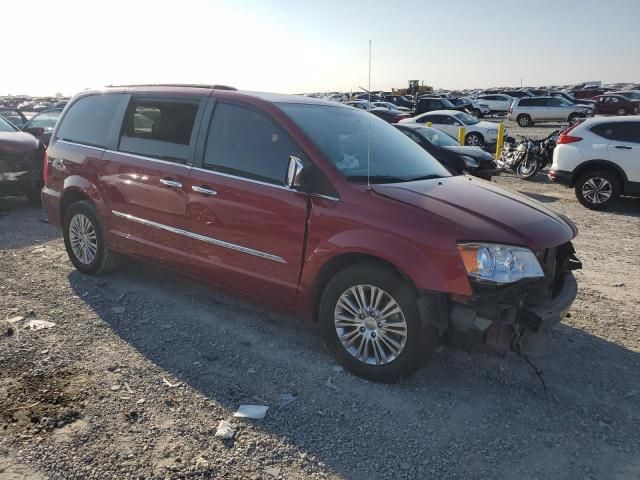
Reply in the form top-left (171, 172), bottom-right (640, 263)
top-left (182, 101), bottom-right (310, 306)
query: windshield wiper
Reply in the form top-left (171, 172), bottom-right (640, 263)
top-left (404, 174), bottom-right (445, 182)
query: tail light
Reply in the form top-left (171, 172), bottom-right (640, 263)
top-left (43, 150), bottom-right (50, 183)
top-left (557, 123), bottom-right (582, 144)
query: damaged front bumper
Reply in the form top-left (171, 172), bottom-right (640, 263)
top-left (446, 243), bottom-right (581, 354)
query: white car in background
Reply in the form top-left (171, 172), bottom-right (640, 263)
top-left (372, 101), bottom-right (411, 112)
top-left (460, 97), bottom-right (491, 117)
top-left (399, 109), bottom-right (501, 147)
top-left (549, 116), bottom-right (640, 209)
top-left (475, 94), bottom-right (514, 113)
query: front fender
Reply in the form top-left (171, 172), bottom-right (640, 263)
top-left (298, 228), bottom-right (472, 312)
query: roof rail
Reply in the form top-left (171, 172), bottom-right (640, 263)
top-left (105, 83), bottom-right (237, 91)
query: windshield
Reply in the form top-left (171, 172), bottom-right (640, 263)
top-left (279, 104), bottom-right (451, 183)
top-left (453, 112), bottom-right (479, 125)
top-left (414, 127), bottom-right (460, 147)
top-left (440, 98), bottom-right (455, 109)
top-left (0, 115), bottom-right (17, 132)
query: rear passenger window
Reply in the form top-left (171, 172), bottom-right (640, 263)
top-left (56, 94), bottom-right (122, 148)
top-left (203, 103), bottom-right (300, 185)
top-left (119, 99), bottom-right (200, 163)
top-left (589, 122), bottom-right (640, 142)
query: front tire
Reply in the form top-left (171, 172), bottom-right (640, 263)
top-left (63, 201), bottom-right (120, 274)
top-left (319, 264), bottom-right (435, 382)
top-left (465, 132), bottom-right (484, 147)
top-left (472, 108), bottom-right (482, 118)
top-left (575, 170), bottom-right (620, 210)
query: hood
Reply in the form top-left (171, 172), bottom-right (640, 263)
top-left (0, 131), bottom-right (40, 154)
top-left (372, 176), bottom-right (577, 251)
top-left (442, 145), bottom-right (494, 160)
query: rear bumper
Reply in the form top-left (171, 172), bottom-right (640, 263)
top-left (548, 169), bottom-right (572, 186)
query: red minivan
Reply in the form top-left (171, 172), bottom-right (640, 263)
top-left (42, 85), bottom-right (580, 381)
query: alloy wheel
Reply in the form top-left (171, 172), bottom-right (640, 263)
top-left (466, 134), bottom-right (481, 146)
top-left (334, 285), bottom-right (408, 365)
top-left (69, 213), bottom-right (98, 264)
top-left (581, 177), bottom-right (612, 205)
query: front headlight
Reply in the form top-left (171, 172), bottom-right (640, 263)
top-left (457, 243), bottom-right (544, 284)
top-left (460, 155), bottom-right (478, 168)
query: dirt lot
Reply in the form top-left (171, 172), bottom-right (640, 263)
top-left (1, 121), bottom-right (639, 479)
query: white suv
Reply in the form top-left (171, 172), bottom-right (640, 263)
top-left (550, 116), bottom-right (640, 209)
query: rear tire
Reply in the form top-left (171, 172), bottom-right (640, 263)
top-left (472, 108), bottom-right (482, 118)
top-left (63, 201), bottom-right (120, 274)
top-left (517, 114), bottom-right (532, 127)
top-left (574, 170), bottom-right (620, 210)
top-left (516, 157), bottom-right (540, 180)
top-left (319, 264), bottom-right (436, 382)
top-left (568, 113), bottom-right (582, 124)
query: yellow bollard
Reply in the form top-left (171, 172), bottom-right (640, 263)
top-left (495, 123), bottom-right (505, 160)
top-left (457, 127), bottom-right (466, 145)
top-left (426, 121), bottom-right (432, 127)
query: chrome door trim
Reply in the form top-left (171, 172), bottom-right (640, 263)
top-left (111, 210), bottom-right (287, 264)
top-left (112, 211), bottom-right (185, 236)
top-left (182, 230), bottom-right (286, 264)
top-left (104, 149), bottom-right (193, 169)
top-left (56, 139), bottom-right (106, 152)
top-left (191, 166), bottom-right (292, 191)
top-left (191, 166), bottom-right (340, 200)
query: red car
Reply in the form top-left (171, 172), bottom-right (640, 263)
top-left (592, 94), bottom-right (640, 116)
top-left (42, 85), bottom-right (580, 381)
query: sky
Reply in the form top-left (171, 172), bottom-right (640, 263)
top-left (3, 0), bottom-right (639, 97)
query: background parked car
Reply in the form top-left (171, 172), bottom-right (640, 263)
top-left (415, 97), bottom-right (458, 115)
top-left (459, 97), bottom-right (491, 117)
top-left (0, 114), bottom-right (45, 203)
top-left (549, 91), bottom-right (596, 108)
top-left (615, 90), bottom-right (640, 101)
top-left (395, 124), bottom-right (500, 180)
top-left (400, 109), bottom-right (501, 147)
top-left (370, 108), bottom-right (411, 123)
top-left (20, 108), bottom-right (63, 145)
top-left (550, 116), bottom-right (640, 209)
top-left (592, 94), bottom-right (640, 116)
top-left (382, 95), bottom-right (415, 110)
top-left (0, 108), bottom-right (28, 128)
top-left (508, 97), bottom-right (590, 127)
top-left (475, 94), bottom-right (513, 113)
top-left (372, 101), bottom-right (411, 112)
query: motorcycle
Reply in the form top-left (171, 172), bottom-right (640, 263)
top-left (497, 130), bottom-right (560, 180)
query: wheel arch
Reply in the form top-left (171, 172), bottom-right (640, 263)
top-left (59, 176), bottom-right (107, 224)
top-left (311, 252), bottom-right (415, 321)
top-left (571, 160), bottom-right (628, 187)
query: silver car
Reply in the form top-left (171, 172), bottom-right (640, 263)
top-left (508, 96), bottom-right (591, 127)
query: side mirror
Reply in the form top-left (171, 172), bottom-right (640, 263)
top-left (286, 155), bottom-right (306, 189)
top-left (23, 126), bottom-right (44, 137)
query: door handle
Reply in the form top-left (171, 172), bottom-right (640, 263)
top-left (160, 178), bottom-right (183, 188)
top-left (192, 185), bottom-right (218, 196)
top-left (615, 145), bottom-right (632, 150)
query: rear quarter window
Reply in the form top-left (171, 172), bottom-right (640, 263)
top-left (56, 94), bottom-right (123, 148)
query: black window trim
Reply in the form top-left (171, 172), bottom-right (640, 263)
top-left (116, 94), bottom-right (207, 166)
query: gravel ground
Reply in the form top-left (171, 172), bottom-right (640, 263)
top-left (1, 121), bottom-right (639, 479)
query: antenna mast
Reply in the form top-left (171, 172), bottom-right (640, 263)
top-left (367, 39), bottom-right (372, 190)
